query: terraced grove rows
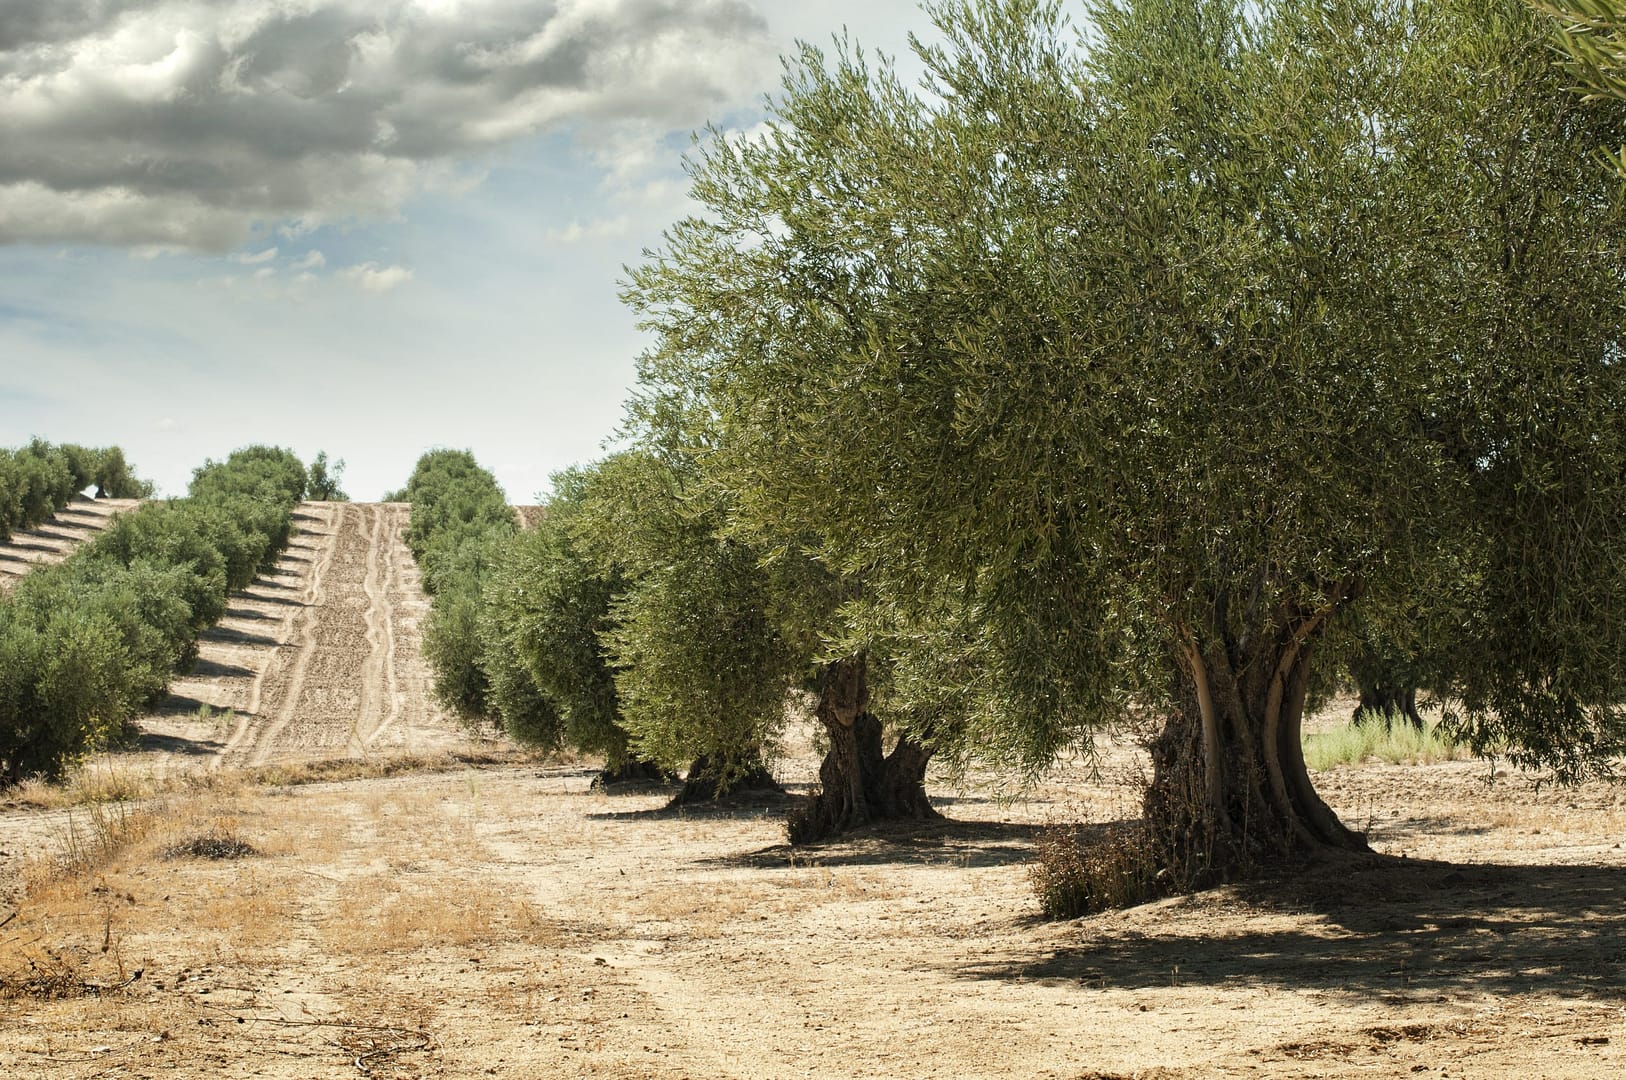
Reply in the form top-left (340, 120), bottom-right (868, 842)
top-left (0, 495), bottom-right (142, 592)
top-left (138, 502), bottom-right (467, 767)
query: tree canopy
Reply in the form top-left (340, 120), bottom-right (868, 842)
top-left (622, 0), bottom-right (1626, 871)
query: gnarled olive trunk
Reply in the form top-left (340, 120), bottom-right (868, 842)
top-left (670, 749), bottom-right (783, 806)
top-left (1352, 681), bottom-right (1423, 730)
top-left (787, 656), bottom-right (940, 844)
top-left (593, 756), bottom-right (670, 787)
top-left (1145, 616), bottom-right (1368, 887)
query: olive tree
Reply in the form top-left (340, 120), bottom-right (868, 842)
top-left (479, 468), bottom-right (663, 782)
top-left (625, 0), bottom-right (1626, 874)
top-left (563, 451), bottom-right (793, 800)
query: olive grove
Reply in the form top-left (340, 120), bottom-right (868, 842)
top-left (617, 0), bottom-right (1626, 880)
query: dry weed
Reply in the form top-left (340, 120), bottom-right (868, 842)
top-left (1, 746), bottom-right (542, 811)
top-left (1030, 820), bottom-right (1159, 918)
top-left (163, 816), bottom-right (259, 860)
top-left (189, 867), bottom-right (300, 954)
top-left (31, 799), bottom-right (160, 882)
top-left (327, 876), bottom-right (541, 954)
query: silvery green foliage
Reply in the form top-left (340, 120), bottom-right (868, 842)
top-left (564, 451), bottom-right (800, 778)
top-left (625, 0), bottom-right (1626, 783)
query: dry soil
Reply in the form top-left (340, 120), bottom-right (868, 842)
top-left (0, 503), bottom-right (1622, 1079)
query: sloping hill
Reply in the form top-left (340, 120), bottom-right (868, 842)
top-left (0, 495), bottom-right (141, 591)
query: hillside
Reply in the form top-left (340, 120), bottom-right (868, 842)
top-left (0, 496), bottom-right (142, 592)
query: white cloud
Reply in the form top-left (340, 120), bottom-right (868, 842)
top-left (0, 1), bottom-right (774, 251)
top-left (341, 262), bottom-right (413, 293)
top-left (547, 216), bottom-right (631, 244)
top-left (290, 250), bottom-right (327, 271)
top-left (232, 247), bottom-right (279, 264)
top-left (154, 416), bottom-right (178, 431)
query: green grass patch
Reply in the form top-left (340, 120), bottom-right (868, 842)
top-left (1303, 715), bottom-right (1468, 770)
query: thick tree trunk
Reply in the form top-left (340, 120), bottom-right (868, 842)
top-left (787, 656), bottom-right (941, 844)
top-left (1144, 619), bottom-right (1368, 887)
top-left (669, 750), bottom-right (783, 806)
top-left (1353, 681), bottom-right (1423, 730)
top-left (592, 757), bottom-right (670, 787)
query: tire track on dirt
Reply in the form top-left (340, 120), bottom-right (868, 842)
top-left (124, 501), bottom-right (472, 772)
top-left (347, 503), bottom-right (391, 754)
top-left (245, 503), bottom-right (373, 765)
top-left (213, 505), bottom-right (343, 766)
top-left (232, 502), bottom-right (442, 765)
top-left (361, 504), bottom-right (406, 748)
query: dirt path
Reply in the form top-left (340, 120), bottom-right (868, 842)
top-left (3, 503), bottom-right (1624, 1077)
top-left (137, 502), bottom-right (467, 771)
top-left (0, 495), bottom-right (141, 591)
top-left (3, 743), bottom-right (1625, 1078)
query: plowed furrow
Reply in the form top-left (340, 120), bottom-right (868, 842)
top-left (131, 501), bottom-right (466, 771)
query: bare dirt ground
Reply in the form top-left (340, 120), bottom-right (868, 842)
top-left (0, 496), bottom-right (141, 591)
top-left (136, 502), bottom-right (473, 771)
top-left (1, 505), bottom-right (1623, 1078)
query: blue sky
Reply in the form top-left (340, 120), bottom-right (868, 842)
top-left (0, 1), bottom-right (935, 501)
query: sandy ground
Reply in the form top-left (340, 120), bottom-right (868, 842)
top-left (136, 502), bottom-right (470, 771)
top-left (1, 503), bottom-right (1623, 1078)
top-left (0, 496), bottom-right (142, 592)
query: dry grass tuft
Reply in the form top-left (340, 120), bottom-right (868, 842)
top-left (4, 762), bottom-right (245, 811)
top-left (35, 799), bottom-right (160, 881)
top-left (327, 877), bottom-right (559, 954)
top-left (245, 747), bottom-right (536, 788)
top-left (1030, 821), bottom-right (1159, 919)
top-left (1, 746), bottom-right (543, 811)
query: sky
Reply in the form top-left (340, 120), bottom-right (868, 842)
top-left (0, 0), bottom-right (937, 501)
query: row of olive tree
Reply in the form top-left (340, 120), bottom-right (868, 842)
top-left (0, 439), bottom-right (153, 541)
top-left (397, 450), bottom-right (681, 784)
top-left (592, 0), bottom-right (1626, 887)
top-left (0, 446), bottom-right (308, 783)
top-left (389, 449), bottom-right (521, 719)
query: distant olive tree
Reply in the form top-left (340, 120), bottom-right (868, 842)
top-left (306, 451), bottom-right (348, 502)
top-left (0, 445), bottom-right (304, 783)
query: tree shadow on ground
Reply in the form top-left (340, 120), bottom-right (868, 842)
top-left (147, 692), bottom-right (244, 720)
top-left (20, 528), bottom-right (78, 544)
top-left (251, 576), bottom-right (299, 591)
top-left (219, 607), bottom-right (278, 622)
top-left (705, 817), bottom-right (1049, 871)
top-left (198, 625), bottom-right (278, 647)
top-left (587, 786), bottom-right (796, 823)
top-left (0, 539), bottom-right (62, 555)
top-left (126, 729), bottom-right (226, 757)
top-left (186, 657), bottom-right (254, 679)
top-left (237, 590), bottom-right (305, 607)
top-left (960, 854), bottom-right (1626, 1000)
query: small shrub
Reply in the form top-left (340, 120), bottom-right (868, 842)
top-left (164, 825), bottom-right (257, 861)
top-left (1030, 821), bottom-right (1160, 919)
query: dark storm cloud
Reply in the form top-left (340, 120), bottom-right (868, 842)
top-left (0, 0), bottom-right (771, 249)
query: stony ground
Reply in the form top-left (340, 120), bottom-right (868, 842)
top-left (0, 503), bottom-right (1622, 1078)
top-left (0, 743), bottom-right (1622, 1079)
